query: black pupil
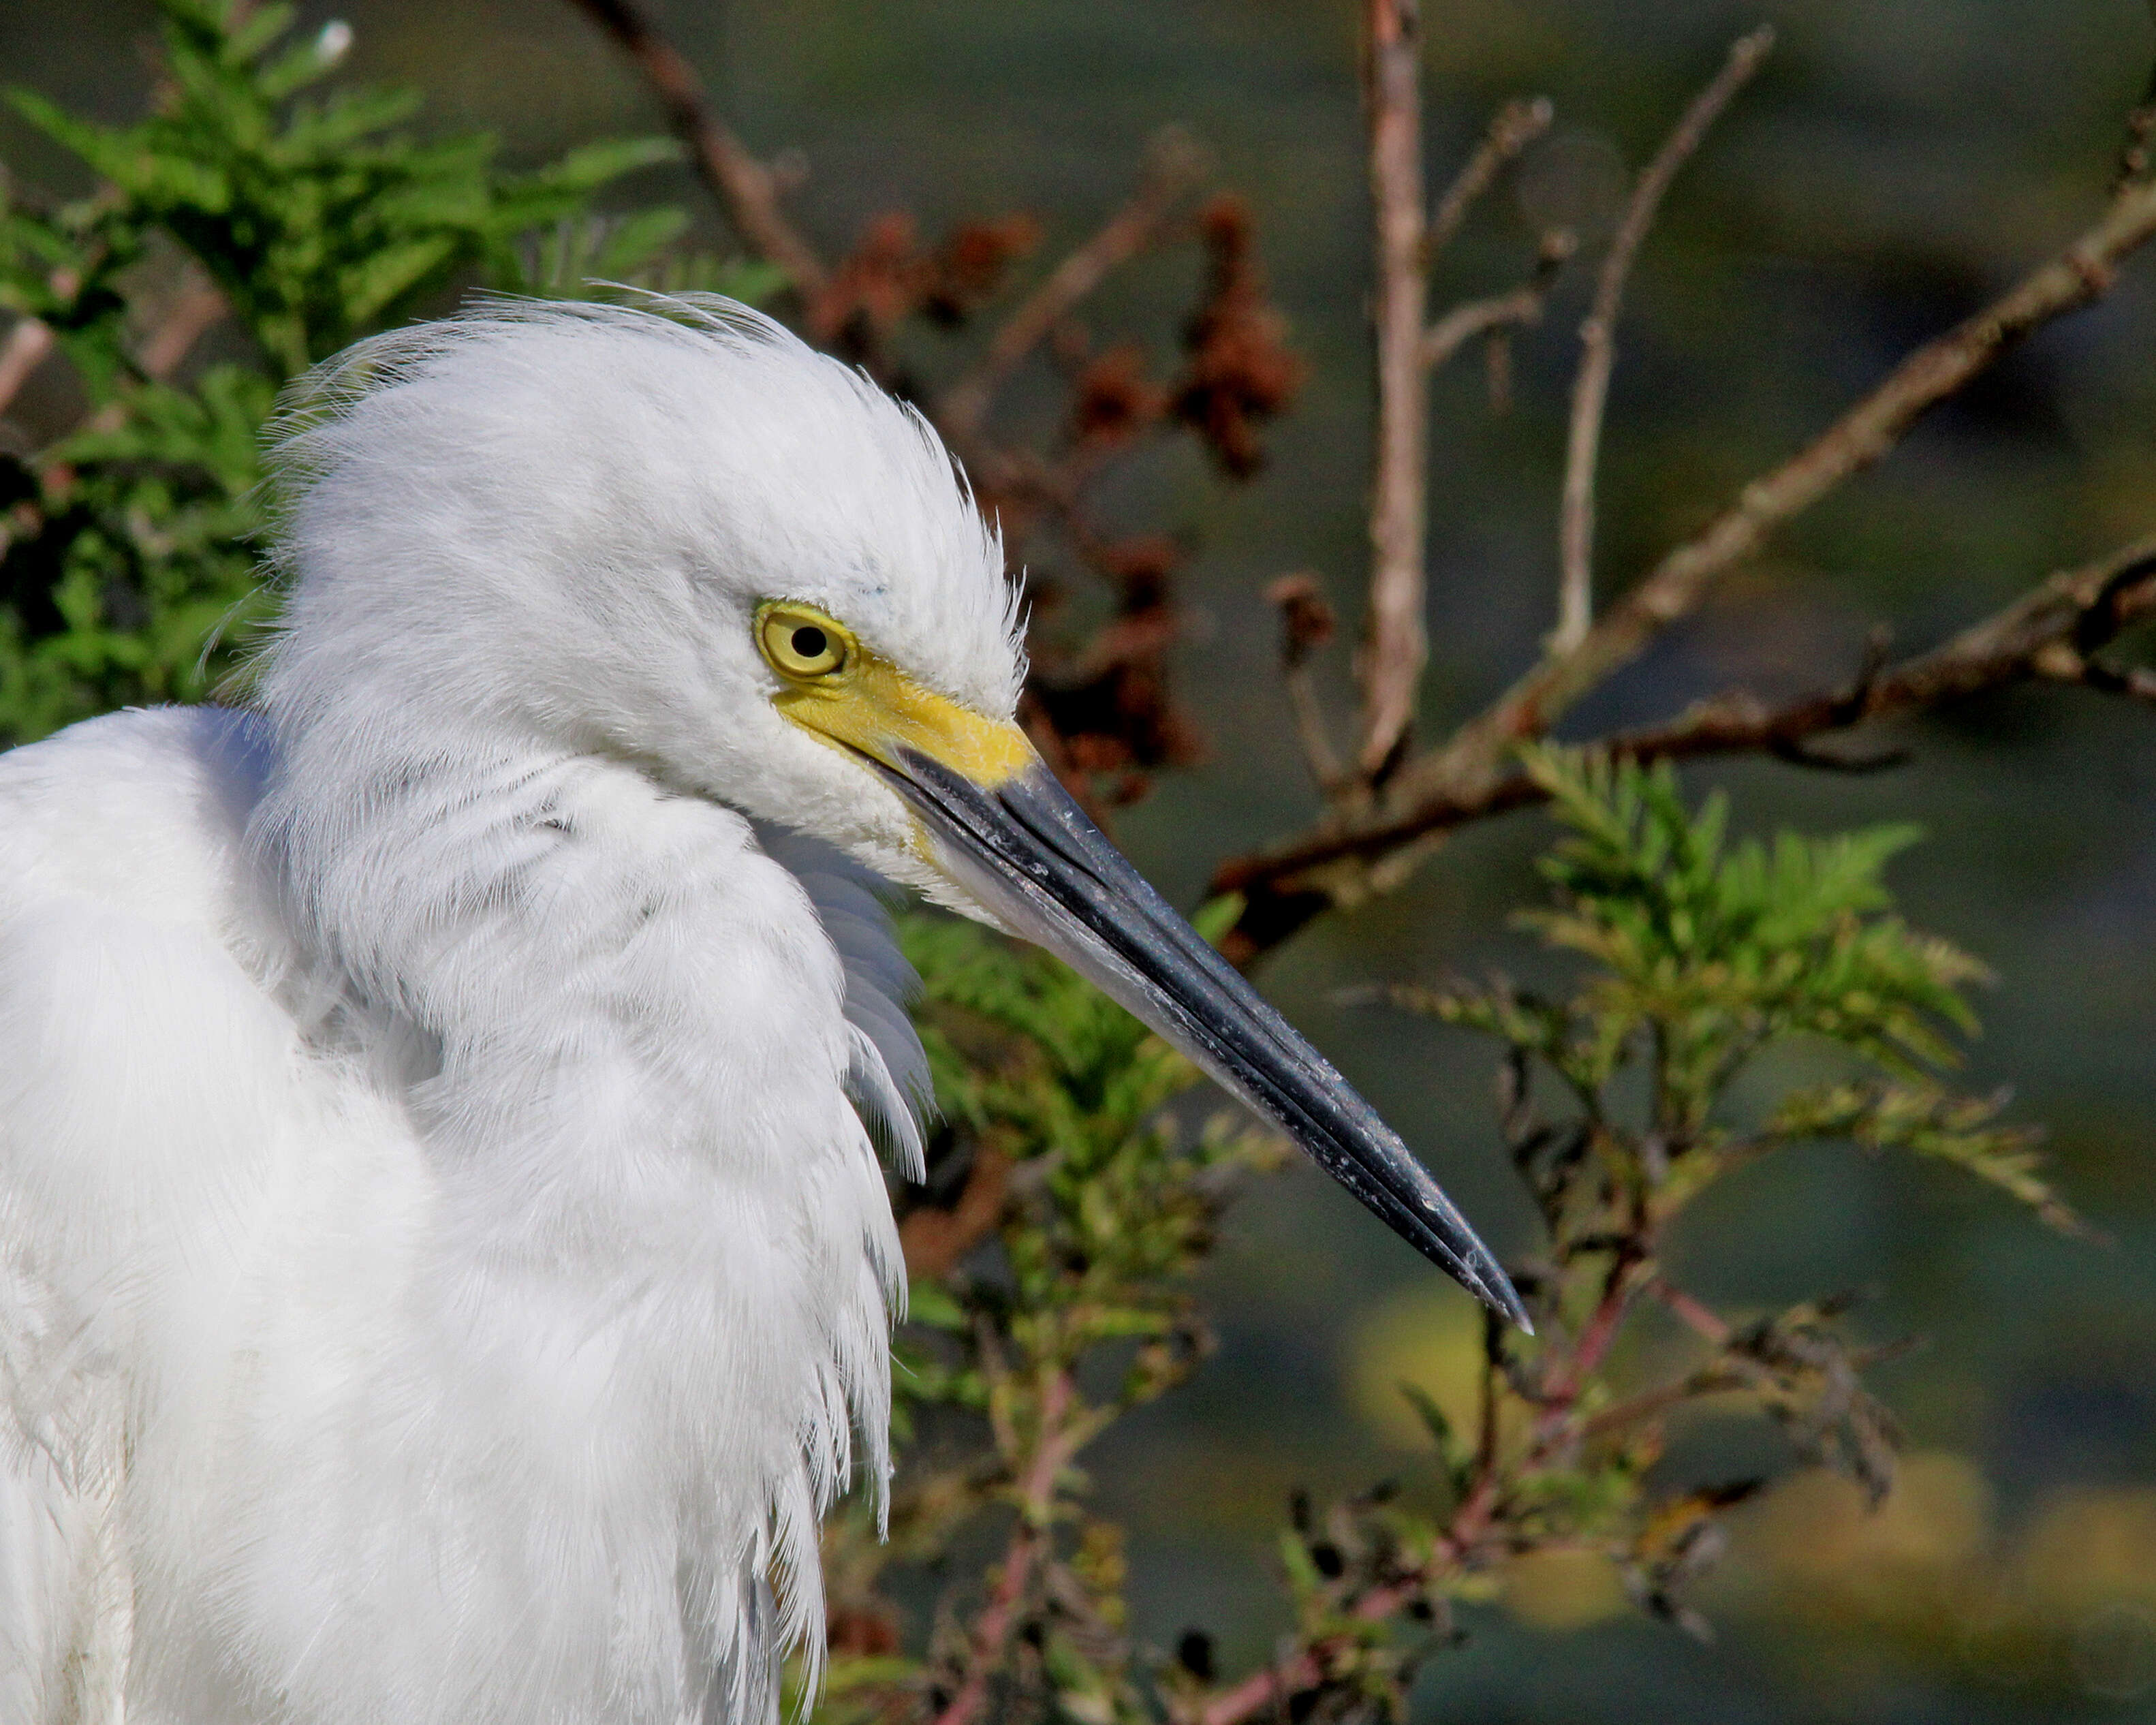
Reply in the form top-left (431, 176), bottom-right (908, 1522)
top-left (790, 626), bottom-right (828, 662)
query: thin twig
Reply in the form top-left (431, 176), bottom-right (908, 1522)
top-left (2, 275), bottom-right (225, 535)
top-left (74, 281), bottom-right (229, 437)
top-left (1426, 97), bottom-right (1553, 264)
top-left (1422, 228), bottom-right (1577, 371)
top-left (0, 317), bottom-right (55, 419)
top-left (1578, 1373), bottom-right (1741, 1444)
top-left (937, 131), bottom-right (1208, 437)
top-left (1199, 1577), bottom-right (1415, 1725)
top-left (1652, 1279), bottom-right (1733, 1346)
top-left (1554, 27), bottom-right (1774, 654)
top-left (1266, 572), bottom-right (1344, 791)
top-left (899, 1147), bottom-right (1010, 1281)
top-left (1283, 670), bottom-right (1343, 792)
top-left (1357, 0), bottom-right (1430, 778)
top-left (1461, 167), bottom-right (2156, 779)
top-left (931, 1371), bottom-right (1074, 1725)
top-left (1213, 169), bottom-right (2156, 963)
top-left (2045, 651), bottom-right (2156, 706)
top-left (134, 280), bottom-right (225, 381)
top-left (1200, 1254), bottom-right (1646, 1725)
top-left (1211, 533), bottom-right (2156, 920)
top-left (563, 0), bottom-right (829, 298)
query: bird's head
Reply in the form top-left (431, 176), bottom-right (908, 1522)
top-left (262, 296), bottom-right (1523, 1327)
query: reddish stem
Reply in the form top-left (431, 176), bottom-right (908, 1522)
top-left (930, 1371), bottom-right (1074, 1725)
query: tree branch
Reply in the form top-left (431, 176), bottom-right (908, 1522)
top-left (900, 1147), bottom-right (1010, 1281)
top-left (0, 317), bottom-right (55, 419)
top-left (1197, 1258), bottom-right (1646, 1725)
top-left (1266, 572), bottom-right (1344, 791)
top-left (140, 281), bottom-right (226, 380)
top-left (1456, 166), bottom-right (2156, 781)
top-left (563, 0), bottom-right (830, 298)
top-left (1554, 26), bottom-right (1773, 654)
top-left (1358, 0), bottom-right (1431, 778)
top-left (1211, 533), bottom-right (2156, 929)
top-left (1426, 97), bottom-right (1552, 264)
top-left (1422, 228), bottom-right (1577, 371)
top-left (937, 131), bottom-right (1208, 438)
top-left (1213, 165), bottom-right (2156, 964)
top-left (75, 279), bottom-right (229, 437)
top-left (930, 1369), bottom-right (1074, 1725)
top-left (1198, 1576), bottom-right (1418, 1725)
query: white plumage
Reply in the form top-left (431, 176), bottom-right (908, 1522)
top-left (0, 298), bottom-right (1518, 1724)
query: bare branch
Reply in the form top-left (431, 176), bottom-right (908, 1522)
top-left (937, 131), bottom-right (1208, 438)
top-left (930, 1370), bottom-right (1075, 1725)
top-left (3, 277), bottom-right (223, 471)
top-left (1211, 533), bottom-right (2156, 937)
top-left (2083, 663), bottom-right (2156, 703)
top-left (1358, 0), bottom-right (1430, 777)
top-left (0, 317), bottom-right (55, 419)
top-left (1554, 27), bottom-right (1774, 654)
top-left (1198, 1580), bottom-right (1415, 1725)
top-left (1653, 1279), bottom-right (1734, 1345)
top-left (1266, 572), bottom-right (1344, 791)
top-left (1198, 1256), bottom-right (1651, 1725)
top-left (563, 0), bottom-right (829, 298)
top-left (1426, 96), bottom-right (1552, 264)
top-left (899, 1147), bottom-right (1010, 1281)
top-left (1460, 167), bottom-right (2156, 781)
top-left (134, 279), bottom-right (225, 381)
top-left (1422, 228), bottom-right (1577, 371)
top-left (1209, 166), bottom-right (2156, 965)
top-left (74, 279), bottom-right (230, 438)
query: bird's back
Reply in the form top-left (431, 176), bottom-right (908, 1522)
top-left (0, 706), bottom-right (295, 1718)
top-left (1, 708), bottom-right (483, 1722)
top-left (0, 706), bottom-right (922, 1725)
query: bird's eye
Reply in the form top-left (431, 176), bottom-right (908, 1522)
top-left (757, 603), bottom-right (852, 679)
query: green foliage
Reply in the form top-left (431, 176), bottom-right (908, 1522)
top-left (0, 0), bottom-right (775, 745)
top-left (0, 360), bottom-right (276, 736)
top-left (1518, 745), bottom-right (1984, 1115)
top-left (818, 914), bottom-right (1281, 1718)
top-left (5, 0), bottom-right (675, 375)
top-left (1281, 750), bottom-right (2076, 1690)
top-left (1766, 1081), bottom-right (2076, 1233)
top-left (804, 755), bottom-right (2072, 1725)
top-left (1404, 747), bottom-right (2065, 1232)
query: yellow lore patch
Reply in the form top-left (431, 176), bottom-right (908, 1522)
top-left (755, 600), bottom-right (1034, 789)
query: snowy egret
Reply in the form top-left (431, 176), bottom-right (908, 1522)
top-left (0, 298), bottom-right (1520, 1724)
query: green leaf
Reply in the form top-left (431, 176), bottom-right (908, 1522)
top-left (1397, 1380), bottom-right (1457, 1454)
top-left (1192, 892), bottom-right (1245, 947)
top-left (1769, 1081), bottom-right (2083, 1234)
top-left (904, 1278), bottom-right (969, 1331)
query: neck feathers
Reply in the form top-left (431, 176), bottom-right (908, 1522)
top-left (245, 706), bottom-right (905, 1711)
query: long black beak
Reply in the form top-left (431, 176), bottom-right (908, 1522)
top-left (879, 750), bottom-right (1529, 1331)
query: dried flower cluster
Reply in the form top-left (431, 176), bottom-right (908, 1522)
top-left (805, 211), bottom-right (1046, 352)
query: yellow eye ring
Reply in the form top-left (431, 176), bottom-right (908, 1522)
top-left (757, 602), bottom-right (853, 680)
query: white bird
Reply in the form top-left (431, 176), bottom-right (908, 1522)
top-left (0, 298), bottom-right (1518, 1725)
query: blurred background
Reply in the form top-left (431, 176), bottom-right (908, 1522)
top-left (7, 1), bottom-right (2153, 1718)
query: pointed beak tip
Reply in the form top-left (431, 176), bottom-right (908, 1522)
top-left (886, 745), bottom-right (1533, 1335)
top-left (1458, 1256), bottom-right (1531, 1333)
